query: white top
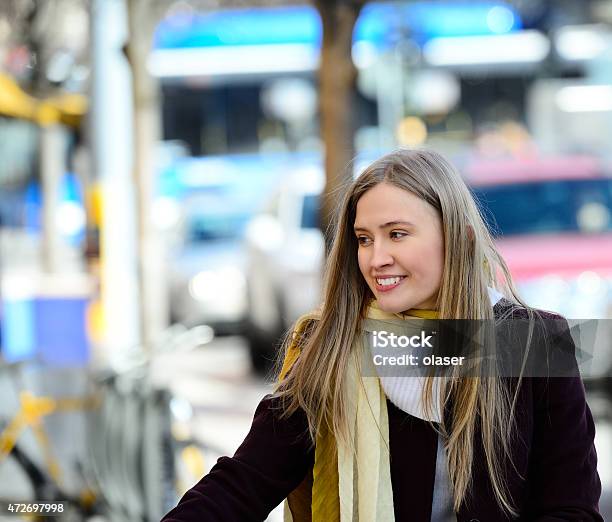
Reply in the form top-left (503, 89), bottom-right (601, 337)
top-left (375, 287), bottom-right (504, 423)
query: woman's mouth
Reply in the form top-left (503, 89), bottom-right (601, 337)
top-left (374, 276), bottom-right (406, 292)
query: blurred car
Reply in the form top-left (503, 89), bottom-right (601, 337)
top-left (465, 156), bottom-right (612, 318)
top-left (243, 166), bottom-right (325, 370)
top-left (168, 192), bottom-right (250, 334)
top-left (166, 154), bottom-right (292, 334)
top-left (244, 155), bottom-right (612, 376)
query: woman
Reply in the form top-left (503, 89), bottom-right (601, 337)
top-left (161, 149), bottom-right (602, 521)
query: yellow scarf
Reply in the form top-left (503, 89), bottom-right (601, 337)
top-left (279, 302), bottom-right (439, 522)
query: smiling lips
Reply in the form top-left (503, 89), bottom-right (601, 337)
top-left (374, 275), bottom-right (406, 292)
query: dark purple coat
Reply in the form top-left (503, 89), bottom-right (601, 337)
top-left (162, 302), bottom-right (603, 521)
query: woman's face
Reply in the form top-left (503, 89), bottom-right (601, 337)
top-left (354, 182), bottom-right (445, 312)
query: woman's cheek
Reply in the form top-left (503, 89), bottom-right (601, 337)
top-left (357, 250), bottom-right (368, 280)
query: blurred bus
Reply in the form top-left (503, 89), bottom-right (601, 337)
top-left (151, 2), bottom-right (545, 159)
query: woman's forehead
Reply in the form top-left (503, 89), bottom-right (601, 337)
top-left (354, 183), bottom-right (438, 226)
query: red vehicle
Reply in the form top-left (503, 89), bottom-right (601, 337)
top-left (465, 155), bottom-right (612, 380)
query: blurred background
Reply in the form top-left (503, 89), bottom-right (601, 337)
top-left (0, 0), bottom-right (611, 520)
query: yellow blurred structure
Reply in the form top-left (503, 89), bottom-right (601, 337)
top-left (0, 73), bottom-right (87, 128)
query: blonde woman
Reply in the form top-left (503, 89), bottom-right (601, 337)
top-left (162, 150), bottom-right (602, 521)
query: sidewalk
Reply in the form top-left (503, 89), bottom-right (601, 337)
top-left (151, 335), bottom-right (283, 521)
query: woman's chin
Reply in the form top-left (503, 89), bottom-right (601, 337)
top-left (376, 298), bottom-right (412, 314)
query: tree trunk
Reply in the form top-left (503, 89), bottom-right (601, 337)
top-left (315, 0), bottom-right (363, 253)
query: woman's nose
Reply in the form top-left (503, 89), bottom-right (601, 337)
top-left (371, 242), bottom-right (394, 268)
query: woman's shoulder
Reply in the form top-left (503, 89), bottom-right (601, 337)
top-left (292, 310), bottom-right (321, 336)
top-left (278, 311), bottom-right (321, 380)
top-left (289, 310), bottom-right (321, 349)
top-left (494, 298), bottom-right (579, 381)
top-left (493, 297), bottom-right (568, 323)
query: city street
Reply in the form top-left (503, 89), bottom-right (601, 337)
top-left (2, 1), bottom-right (612, 520)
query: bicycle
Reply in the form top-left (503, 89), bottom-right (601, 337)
top-left (0, 359), bottom-right (100, 521)
top-left (88, 323), bottom-right (214, 522)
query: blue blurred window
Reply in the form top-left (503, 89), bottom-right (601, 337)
top-left (301, 194), bottom-right (320, 229)
top-left (473, 179), bottom-right (612, 237)
top-left (188, 213), bottom-right (250, 241)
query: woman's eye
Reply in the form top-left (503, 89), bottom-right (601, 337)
top-left (356, 236), bottom-right (371, 246)
top-left (390, 230), bottom-right (407, 240)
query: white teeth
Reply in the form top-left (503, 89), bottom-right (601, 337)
top-left (376, 276), bottom-right (402, 286)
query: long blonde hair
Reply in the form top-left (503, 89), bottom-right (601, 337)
top-left (275, 149), bottom-right (534, 516)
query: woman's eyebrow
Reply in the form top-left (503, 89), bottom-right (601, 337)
top-left (354, 220), bottom-right (415, 232)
